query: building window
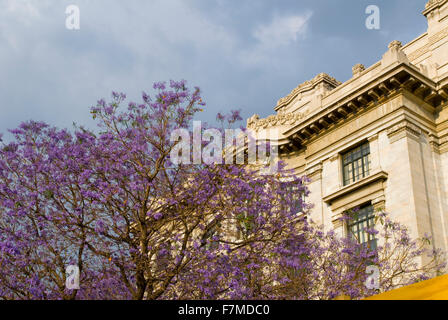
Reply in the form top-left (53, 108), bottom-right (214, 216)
top-left (156, 242), bottom-right (171, 272)
top-left (342, 142), bottom-right (371, 186)
top-left (347, 204), bottom-right (377, 250)
top-left (236, 211), bottom-right (254, 240)
top-left (280, 182), bottom-right (304, 214)
top-left (203, 220), bottom-right (221, 249)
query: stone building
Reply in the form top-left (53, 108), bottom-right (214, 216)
top-left (247, 0), bottom-right (448, 258)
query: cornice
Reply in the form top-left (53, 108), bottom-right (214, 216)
top-left (305, 162), bottom-right (323, 180)
top-left (275, 63), bottom-right (448, 156)
top-left (387, 120), bottom-right (423, 139)
top-left (367, 133), bottom-right (379, 142)
top-left (441, 136), bottom-right (448, 153)
top-left (322, 171), bottom-right (388, 205)
top-left (423, 0), bottom-right (448, 16)
top-left (429, 133), bottom-right (448, 153)
top-left (246, 24), bottom-right (448, 157)
top-left (386, 120), bottom-right (424, 143)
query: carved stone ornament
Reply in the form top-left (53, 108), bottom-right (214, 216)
top-left (388, 40), bottom-right (403, 51)
top-left (247, 112), bottom-right (307, 131)
top-left (352, 64), bottom-right (366, 77)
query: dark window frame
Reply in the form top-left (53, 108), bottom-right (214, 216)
top-left (342, 142), bottom-right (371, 186)
top-left (347, 204), bottom-right (377, 250)
top-left (280, 182), bottom-right (304, 214)
top-left (203, 220), bottom-right (221, 249)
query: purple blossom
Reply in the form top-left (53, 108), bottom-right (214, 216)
top-left (0, 80), bottom-right (444, 301)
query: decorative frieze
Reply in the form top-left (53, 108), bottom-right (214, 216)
top-left (247, 111), bottom-right (307, 131)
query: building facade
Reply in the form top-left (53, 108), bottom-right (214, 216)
top-left (247, 0), bottom-right (448, 260)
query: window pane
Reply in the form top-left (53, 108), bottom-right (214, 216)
top-left (348, 164), bottom-right (353, 184)
top-left (342, 142), bottom-right (371, 185)
top-left (343, 165), bottom-right (349, 185)
top-left (348, 204), bottom-right (376, 248)
top-left (280, 183), bottom-right (303, 213)
top-left (355, 159), bottom-right (362, 180)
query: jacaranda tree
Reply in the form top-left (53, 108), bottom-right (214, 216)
top-left (0, 80), bottom-right (445, 300)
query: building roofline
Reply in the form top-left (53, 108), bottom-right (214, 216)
top-left (278, 63), bottom-right (448, 153)
top-left (275, 73), bottom-right (342, 111)
top-left (423, 0), bottom-right (448, 16)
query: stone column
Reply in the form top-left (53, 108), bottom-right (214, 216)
top-left (306, 162), bottom-right (324, 226)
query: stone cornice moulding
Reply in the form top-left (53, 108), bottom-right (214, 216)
top-left (322, 170), bottom-right (388, 205)
top-left (305, 162), bottom-right (323, 180)
top-left (437, 74), bottom-right (448, 92)
top-left (323, 61), bottom-right (382, 103)
top-left (386, 120), bottom-right (424, 143)
top-left (282, 63), bottom-right (440, 143)
top-left (331, 191), bottom-right (386, 228)
top-left (284, 64), bottom-right (431, 136)
top-left (372, 195), bottom-right (386, 205)
top-left (423, 0), bottom-right (448, 16)
top-left (247, 41), bottom-right (448, 153)
top-left (367, 133), bottom-right (379, 142)
top-left (441, 136), bottom-right (448, 153)
top-left (329, 153), bottom-right (339, 162)
top-left (372, 195), bottom-right (386, 211)
top-left (331, 216), bottom-right (344, 229)
top-left (429, 133), bottom-right (448, 153)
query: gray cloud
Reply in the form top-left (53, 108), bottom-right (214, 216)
top-left (0, 0), bottom-right (429, 141)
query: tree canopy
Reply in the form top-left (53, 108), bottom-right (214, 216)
top-left (0, 80), bottom-right (444, 300)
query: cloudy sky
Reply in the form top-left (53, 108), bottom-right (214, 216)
top-left (0, 0), bottom-right (429, 139)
